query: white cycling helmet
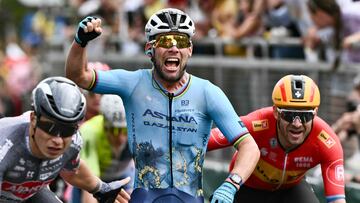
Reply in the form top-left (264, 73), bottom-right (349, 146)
top-left (100, 94), bottom-right (127, 128)
top-left (145, 8), bottom-right (195, 41)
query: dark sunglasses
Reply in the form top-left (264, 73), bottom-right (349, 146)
top-left (37, 120), bottom-right (78, 138)
top-left (277, 108), bottom-right (315, 123)
top-left (151, 34), bottom-right (192, 49)
top-left (104, 125), bottom-right (127, 136)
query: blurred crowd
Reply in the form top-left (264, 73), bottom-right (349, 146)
top-left (1, 0), bottom-right (360, 195)
top-left (0, 0), bottom-right (360, 60)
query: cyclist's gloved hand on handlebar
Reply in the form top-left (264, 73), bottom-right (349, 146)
top-left (210, 181), bottom-right (237, 203)
top-left (92, 177), bottom-right (131, 203)
top-left (75, 16), bottom-right (102, 47)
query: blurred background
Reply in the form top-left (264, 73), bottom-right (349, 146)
top-left (1, 0), bottom-right (360, 202)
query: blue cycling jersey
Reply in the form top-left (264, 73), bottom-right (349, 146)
top-left (92, 69), bottom-right (249, 201)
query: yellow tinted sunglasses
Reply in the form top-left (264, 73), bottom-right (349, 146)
top-left (105, 125), bottom-right (127, 136)
top-left (152, 34), bottom-right (192, 49)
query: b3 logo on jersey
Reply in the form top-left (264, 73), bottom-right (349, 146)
top-left (181, 100), bottom-right (189, 106)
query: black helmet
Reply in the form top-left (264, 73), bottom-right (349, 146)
top-left (32, 77), bottom-right (86, 124)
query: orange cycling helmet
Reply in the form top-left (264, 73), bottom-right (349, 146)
top-left (272, 75), bottom-right (320, 108)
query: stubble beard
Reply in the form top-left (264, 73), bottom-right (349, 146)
top-left (153, 59), bottom-right (187, 83)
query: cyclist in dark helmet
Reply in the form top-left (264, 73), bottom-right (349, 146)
top-left (0, 76), bottom-right (130, 203)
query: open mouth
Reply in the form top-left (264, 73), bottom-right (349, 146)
top-left (48, 147), bottom-right (62, 154)
top-left (165, 58), bottom-right (180, 69)
top-left (289, 129), bottom-right (303, 138)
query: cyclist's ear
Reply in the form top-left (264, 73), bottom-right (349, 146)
top-left (144, 42), bottom-right (154, 58)
top-left (187, 44), bottom-right (193, 57)
top-left (272, 106), bottom-right (279, 120)
top-left (314, 107), bottom-right (319, 115)
top-left (30, 112), bottom-right (37, 127)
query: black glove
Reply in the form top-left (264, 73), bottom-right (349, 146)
top-left (92, 180), bottom-right (125, 203)
top-left (75, 16), bottom-right (101, 47)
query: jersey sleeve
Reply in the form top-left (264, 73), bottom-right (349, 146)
top-left (207, 127), bottom-right (233, 151)
top-left (92, 69), bottom-right (142, 99)
top-left (208, 108), bottom-right (269, 151)
top-left (205, 82), bottom-right (249, 144)
top-left (316, 120), bottom-right (346, 202)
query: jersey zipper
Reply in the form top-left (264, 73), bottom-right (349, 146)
top-left (168, 92), bottom-right (174, 187)
top-left (276, 153), bottom-right (288, 190)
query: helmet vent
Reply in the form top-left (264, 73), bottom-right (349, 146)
top-left (76, 103), bottom-right (85, 115)
top-left (170, 13), bottom-right (177, 25)
top-left (158, 25), bottom-right (170, 29)
top-left (291, 78), bottom-right (305, 99)
top-left (150, 19), bottom-right (157, 26)
top-left (180, 15), bottom-right (186, 23)
top-left (157, 13), bottom-right (168, 24)
top-left (46, 94), bottom-right (61, 115)
top-left (294, 80), bottom-right (303, 89)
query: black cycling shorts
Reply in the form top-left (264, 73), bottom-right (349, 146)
top-left (234, 180), bottom-right (320, 203)
top-left (26, 187), bottom-right (62, 203)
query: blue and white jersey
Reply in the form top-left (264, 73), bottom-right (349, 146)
top-left (92, 69), bottom-right (249, 199)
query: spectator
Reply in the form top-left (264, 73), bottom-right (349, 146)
top-left (192, 0), bottom-right (216, 39)
top-left (304, 0), bottom-right (360, 67)
top-left (331, 74), bottom-right (360, 183)
top-left (73, 94), bottom-right (135, 203)
top-left (228, 0), bottom-right (264, 39)
top-left (264, 0), bottom-right (305, 59)
top-left (212, 0), bottom-right (264, 56)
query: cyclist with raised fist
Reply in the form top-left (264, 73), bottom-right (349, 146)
top-left (65, 8), bottom-right (259, 203)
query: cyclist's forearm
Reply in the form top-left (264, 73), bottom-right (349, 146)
top-left (81, 190), bottom-right (98, 203)
top-left (65, 42), bottom-right (93, 89)
top-left (60, 159), bottom-right (100, 193)
top-left (231, 135), bottom-right (259, 182)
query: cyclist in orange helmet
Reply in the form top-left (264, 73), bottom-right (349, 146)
top-left (209, 74), bottom-right (346, 203)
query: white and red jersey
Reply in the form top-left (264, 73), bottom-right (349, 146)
top-left (0, 112), bottom-right (82, 202)
top-left (208, 107), bottom-right (345, 200)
